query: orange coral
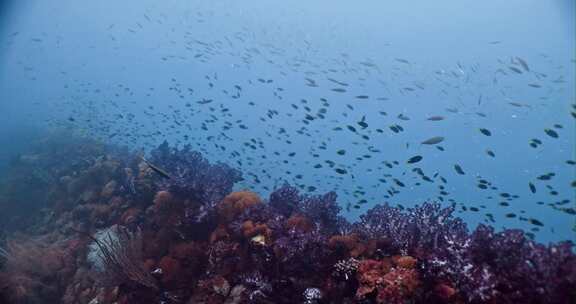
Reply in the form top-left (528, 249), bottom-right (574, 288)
top-left (393, 255), bottom-right (417, 269)
top-left (329, 234), bottom-right (368, 257)
top-left (377, 267), bottom-right (420, 304)
top-left (217, 191), bottom-right (261, 222)
top-left (355, 257), bottom-right (420, 303)
top-left (356, 259), bottom-right (392, 298)
top-left (241, 220), bottom-right (272, 245)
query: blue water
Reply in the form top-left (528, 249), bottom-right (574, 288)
top-left (0, 0), bottom-right (574, 243)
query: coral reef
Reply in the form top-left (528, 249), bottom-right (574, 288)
top-left (0, 135), bottom-right (574, 304)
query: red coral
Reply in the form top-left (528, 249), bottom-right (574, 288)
top-left (434, 282), bottom-right (457, 300)
top-left (217, 191), bottom-right (261, 222)
top-left (169, 242), bottom-right (199, 260)
top-left (0, 238), bottom-right (70, 303)
top-left (158, 256), bottom-right (181, 285)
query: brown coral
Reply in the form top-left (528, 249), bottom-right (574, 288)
top-left (217, 191), bottom-right (261, 222)
top-left (210, 224), bottom-right (231, 244)
top-left (151, 191), bottom-right (184, 228)
top-left (329, 234), bottom-right (371, 257)
top-left (120, 207), bottom-right (141, 225)
top-left (153, 190), bottom-right (173, 210)
top-left (100, 180), bottom-right (118, 199)
top-left (286, 214), bottom-right (313, 232)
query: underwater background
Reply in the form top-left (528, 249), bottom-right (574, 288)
top-left (0, 0), bottom-right (575, 303)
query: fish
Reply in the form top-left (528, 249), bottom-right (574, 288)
top-left (454, 164), bottom-right (465, 175)
top-left (141, 156), bottom-right (171, 179)
top-left (529, 218), bottom-right (544, 226)
top-left (327, 78), bottom-right (348, 86)
top-left (421, 136), bottom-right (444, 145)
top-left (486, 149), bottom-right (496, 157)
top-left (427, 116), bottom-right (445, 121)
top-left (529, 182), bottom-right (536, 193)
top-left (358, 116), bottom-right (368, 129)
top-left (508, 66), bottom-right (523, 74)
top-left (197, 98), bottom-right (213, 104)
top-left (516, 57), bottom-right (530, 72)
top-left (335, 168), bottom-right (348, 174)
top-left (397, 114), bottom-right (410, 121)
top-left (544, 128), bottom-right (558, 138)
top-left (508, 102), bottom-right (526, 107)
top-left (479, 128), bottom-right (492, 136)
top-left (407, 155), bottom-right (423, 164)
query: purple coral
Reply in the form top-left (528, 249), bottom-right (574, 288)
top-left (149, 141), bottom-right (242, 222)
top-left (356, 202), bottom-right (576, 303)
top-left (268, 184), bottom-right (343, 234)
top-left (269, 183), bottom-right (300, 217)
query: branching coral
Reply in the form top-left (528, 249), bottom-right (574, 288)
top-left (356, 202), bottom-right (467, 256)
top-left (268, 184), bottom-right (345, 235)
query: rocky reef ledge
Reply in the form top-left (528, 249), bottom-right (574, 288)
top-left (0, 134), bottom-right (574, 303)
